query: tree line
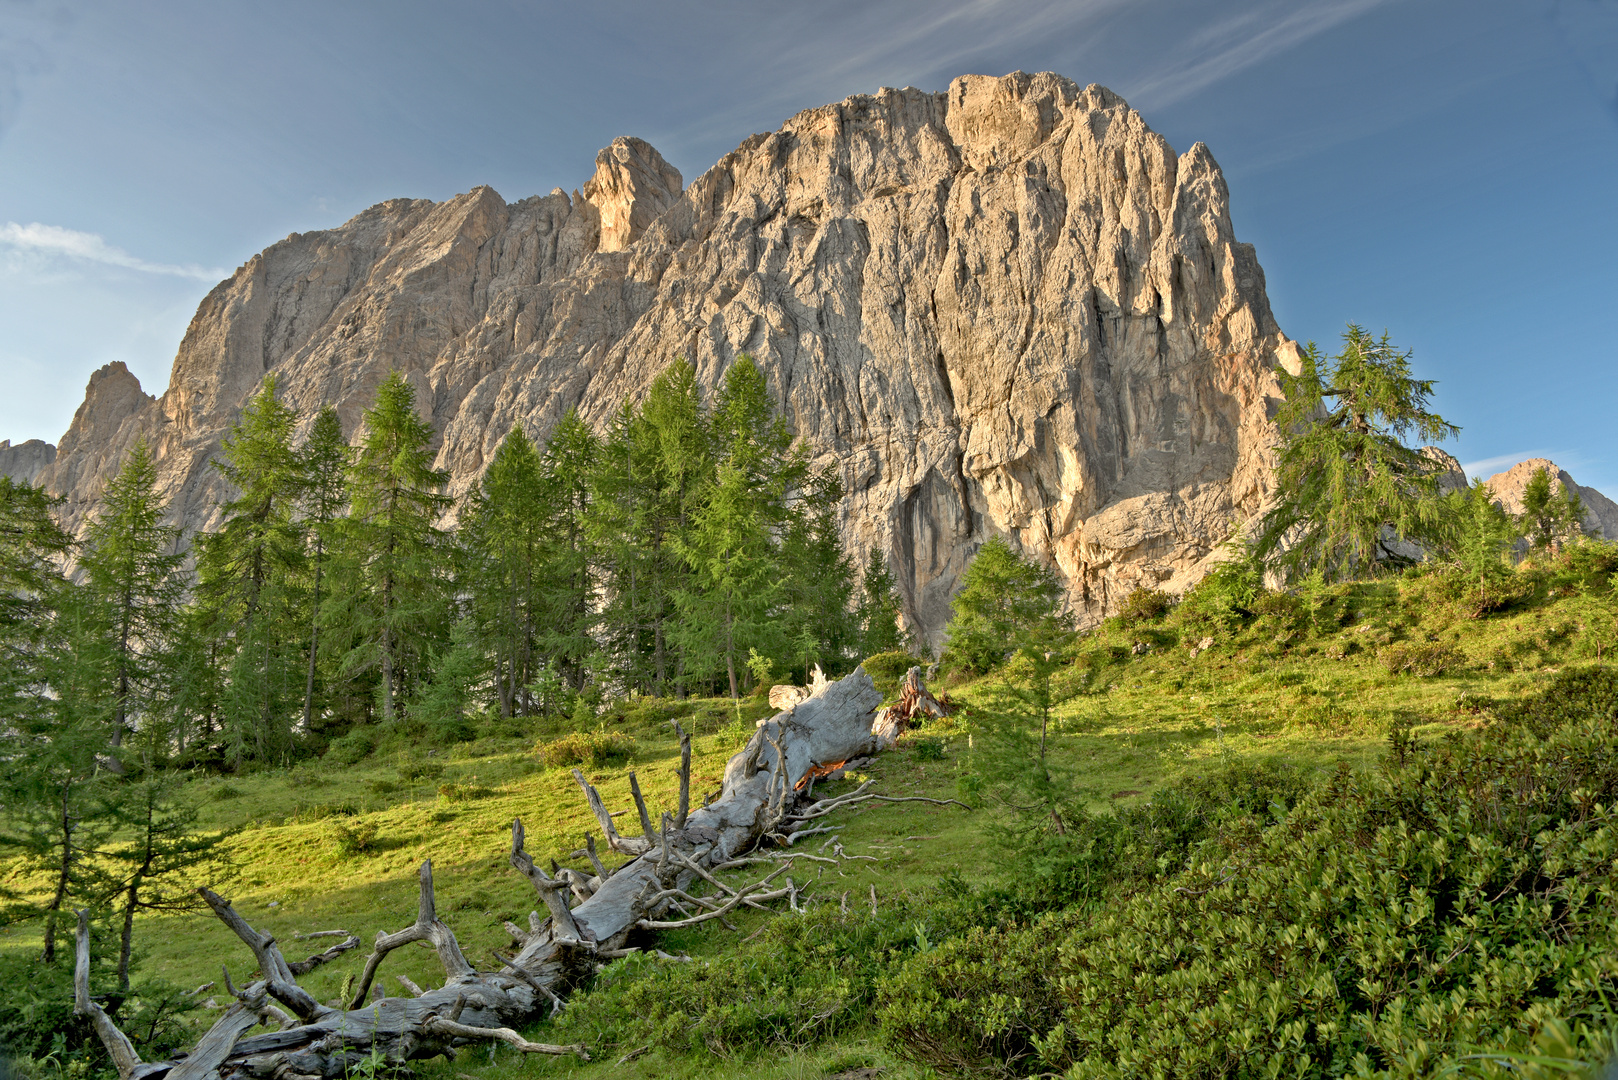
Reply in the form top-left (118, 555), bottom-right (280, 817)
top-left (0, 355), bottom-right (914, 969)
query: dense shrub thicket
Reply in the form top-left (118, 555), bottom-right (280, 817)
top-left (879, 667), bottom-right (1618, 1078)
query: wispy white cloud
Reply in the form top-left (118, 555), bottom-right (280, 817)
top-left (1124, 0), bottom-right (1395, 110)
top-left (0, 221), bottom-right (225, 281)
top-left (1459, 449), bottom-right (1612, 484)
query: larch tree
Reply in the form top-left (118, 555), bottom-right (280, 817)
top-left (533, 410), bottom-right (599, 693)
top-left (462, 424), bottom-right (544, 717)
top-left (674, 356), bottom-right (805, 699)
top-left (193, 375), bottom-right (307, 765)
top-left (77, 439), bottom-right (186, 769)
top-left (1519, 466), bottom-right (1587, 555)
top-left (298, 406), bottom-right (351, 735)
top-left (1255, 324), bottom-right (1459, 581)
top-left (856, 546), bottom-right (909, 658)
top-left (328, 372), bottom-right (450, 726)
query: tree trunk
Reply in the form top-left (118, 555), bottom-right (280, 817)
top-left (73, 667), bottom-right (962, 1080)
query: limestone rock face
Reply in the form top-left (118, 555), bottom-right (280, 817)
top-left (1484, 458), bottom-right (1618, 541)
top-left (0, 439), bottom-right (56, 485)
top-left (31, 71), bottom-right (1306, 639)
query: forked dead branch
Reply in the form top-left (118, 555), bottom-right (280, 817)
top-left (72, 666), bottom-right (964, 1079)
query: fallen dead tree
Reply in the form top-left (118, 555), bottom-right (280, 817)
top-left (74, 666), bottom-right (965, 1080)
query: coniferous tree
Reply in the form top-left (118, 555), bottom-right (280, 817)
top-left (298, 406), bottom-right (350, 735)
top-left (856, 546), bottom-right (909, 658)
top-left (105, 777), bottom-right (226, 990)
top-left (779, 465), bottom-right (858, 678)
top-left (462, 425), bottom-right (544, 717)
top-left (1519, 466), bottom-right (1587, 555)
top-left (194, 376), bottom-right (306, 764)
top-left (78, 439), bottom-right (186, 767)
top-left (943, 536), bottom-right (1065, 675)
top-left (326, 372), bottom-right (450, 725)
top-left (0, 707), bottom-right (113, 963)
top-left (674, 356), bottom-right (805, 699)
top-left (636, 361), bottom-right (714, 693)
top-left (534, 410), bottom-right (599, 692)
top-left (0, 478), bottom-right (73, 736)
top-left (1256, 325), bottom-right (1459, 580)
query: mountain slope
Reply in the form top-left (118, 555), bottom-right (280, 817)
top-left (32, 71), bottom-right (1298, 636)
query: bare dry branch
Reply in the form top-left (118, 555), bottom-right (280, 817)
top-left (671, 719), bottom-right (692, 828)
top-left (509, 819), bottom-right (585, 945)
top-left (74, 912), bottom-right (143, 1080)
top-left (199, 890), bottom-right (329, 1021)
top-left (345, 860), bottom-right (476, 1009)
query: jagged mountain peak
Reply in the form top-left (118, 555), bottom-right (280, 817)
top-left (24, 70), bottom-right (1309, 638)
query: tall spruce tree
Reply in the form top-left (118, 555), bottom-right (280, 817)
top-left (534, 410), bottom-right (599, 692)
top-left (78, 439), bottom-right (186, 767)
top-left (673, 356), bottom-right (805, 699)
top-left (194, 376), bottom-right (306, 764)
top-left (779, 465), bottom-right (858, 678)
top-left (327, 372), bottom-right (450, 726)
top-left (298, 406), bottom-right (350, 734)
top-left (462, 424), bottom-right (544, 717)
top-left (1519, 466), bottom-right (1587, 555)
top-left (1256, 325), bottom-right (1459, 580)
top-left (856, 546), bottom-right (909, 658)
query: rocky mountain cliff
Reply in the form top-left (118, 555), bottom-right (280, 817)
top-left (21, 71), bottom-right (1308, 637)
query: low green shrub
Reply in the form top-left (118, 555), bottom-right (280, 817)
top-left (550, 900), bottom-right (934, 1058)
top-left (536, 730), bottom-right (637, 769)
top-left (902, 733), bottom-right (946, 760)
top-left (288, 799), bottom-right (358, 823)
top-left (1379, 640), bottom-right (1461, 676)
top-left (324, 727), bottom-right (374, 766)
top-left (396, 757), bottom-right (444, 782)
top-left (208, 783), bottom-right (242, 801)
top-left (436, 782), bottom-right (494, 803)
top-left (880, 667), bottom-right (1618, 1077)
top-left (863, 650), bottom-right (925, 695)
top-left (1117, 587), bottom-right (1171, 624)
top-left (1171, 554), bottom-right (1264, 635)
top-left (327, 818), bottom-right (378, 857)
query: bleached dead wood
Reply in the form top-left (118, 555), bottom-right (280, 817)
top-left (73, 665), bottom-right (967, 1077)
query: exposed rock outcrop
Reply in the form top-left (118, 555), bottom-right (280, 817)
top-left (0, 439), bottom-right (56, 485)
top-left (31, 71), bottom-right (1307, 638)
top-left (1484, 458), bottom-right (1618, 541)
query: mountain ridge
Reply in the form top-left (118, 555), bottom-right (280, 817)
top-left (5, 71), bottom-right (1468, 637)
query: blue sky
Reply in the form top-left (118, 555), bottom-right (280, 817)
top-left (2, 0), bottom-right (1615, 489)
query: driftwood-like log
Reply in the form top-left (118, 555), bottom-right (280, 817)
top-left (72, 665), bottom-right (966, 1078)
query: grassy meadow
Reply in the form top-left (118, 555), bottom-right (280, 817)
top-left (5, 566), bottom-right (1618, 1078)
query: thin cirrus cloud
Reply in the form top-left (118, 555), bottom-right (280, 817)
top-left (1123, 0), bottom-right (1394, 109)
top-left (0, 221), bottom-right (226, 282)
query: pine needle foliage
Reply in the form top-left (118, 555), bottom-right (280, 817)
top-left (1257, 325), bottom-right (1459, 581)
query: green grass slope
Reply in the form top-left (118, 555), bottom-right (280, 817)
top-left (6, 555), bottom-right (1618, 1078)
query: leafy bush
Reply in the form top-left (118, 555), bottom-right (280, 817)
top-left (324, 727), bottom-right (375, 766)
top-left (881, 667), bottom-right (1618, 1077)
top-left (396, 757), bottom-right (444, 782)
top-left (1117, 587), bottom-right (1171, 624)
top-left (536, 730), bottom-right (637, 769)
top-left (208, 783), bottom-right (242, 801)
top-left (550, 905), bottom-right (927, 1058)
